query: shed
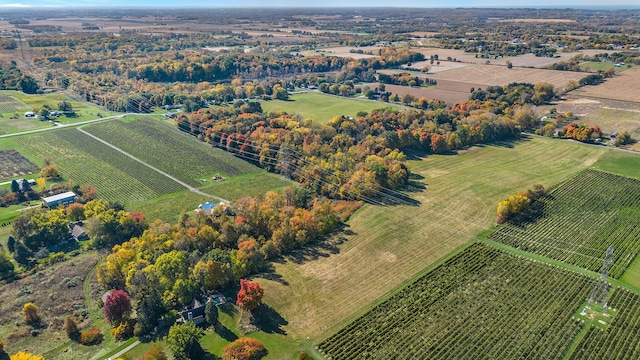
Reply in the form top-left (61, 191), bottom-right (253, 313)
top-left (70, 222), bottom-right (89, 241)
top-left (42, 191), bottom-right (76, 207)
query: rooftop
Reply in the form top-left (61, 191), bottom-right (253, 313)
top-left (42, 191), bottom-right (76, 203)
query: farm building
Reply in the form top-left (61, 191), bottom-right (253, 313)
top-left (42, 191), bottom-right (76, 207)
top-left (69, 222), bottom-right (89, 241)
top-left (196, 201), bottom-right (216, 215)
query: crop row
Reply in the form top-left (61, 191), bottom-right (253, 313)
top-left (13, 129), bottom-right (185, 204)
top-left (84, 118), bottom-right (257, 187)
top-left (489, 169), bottom-right (640, 278)
top-left (317, 243), bottom-right (593, 359)
top-left (570, 288), bottom-right (640, 359)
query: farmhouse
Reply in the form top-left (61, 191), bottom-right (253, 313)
top-left (69, 222), bottom-right (89, 241)
top-left (195, 201), bottom-right (216, 215)
top-left (178, 294), bottom-right (226, 324)
top-left (42, 191), bottom-right (76, 207)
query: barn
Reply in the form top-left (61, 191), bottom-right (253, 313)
top-left (42, 191), bottom-right (76, 207)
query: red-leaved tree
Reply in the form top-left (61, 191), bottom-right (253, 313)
top-left (103, 290), bottom-right (132, 325)
top-left (236, 279), bottom-right (264, 312)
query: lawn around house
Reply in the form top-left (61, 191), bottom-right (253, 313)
top-left (0, 90), bottom-right (113, 135)
top-left (260, 91), bottom-right (401, 124)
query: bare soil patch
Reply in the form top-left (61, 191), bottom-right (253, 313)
top-left (0, 149), bottom-right (39, 180)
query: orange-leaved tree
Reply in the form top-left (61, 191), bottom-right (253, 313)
top-left (236, 279), bottom-right (264, 312)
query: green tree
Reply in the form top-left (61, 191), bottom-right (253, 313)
top-left (10, 180), bottom-right (19, 194)
top-left (18, 76), bottom-right (39, 94)
top-left (0, 251), bottom-right (14, 280)
top-left (7, 236), bottom-right (15, 253)
top-left (205, 300), bottom-right (218, 327)
top-left (165, 322), bottom-right (204, 360)
top-left (57, 100), bottom-right (73, 112)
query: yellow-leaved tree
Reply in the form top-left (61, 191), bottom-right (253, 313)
top-left (10, 351), bottom-right (45, 360)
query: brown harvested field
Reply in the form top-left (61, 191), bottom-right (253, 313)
top-left (400, 60), bottom-right (473, 73)
top-left (569, 66), bottom-right (640, 103)
top-left (425, 64), bottom-right (583, 89)
top-left (381, 82), bottom-right (474, 105)
top-left (497, 18), bottom-right (576, 23)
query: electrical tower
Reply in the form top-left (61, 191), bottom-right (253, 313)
top-left (588, 246), bottom-right (614, 307)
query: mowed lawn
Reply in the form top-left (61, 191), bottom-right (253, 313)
top-left (0, 90), bottom-right (110, 134)
top-left (260, 92), bottom-right (401, 124)
top-left (258, 136), bottom-right (619, 348)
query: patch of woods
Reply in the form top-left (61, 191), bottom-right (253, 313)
top-left (0, 62), bottom-right (39, 94)
top-left (95, 188), bottom-right (351, 338)
top-left (496, 184), bottom-right (545, 224)
top-left (6, 199), bottom-right (143, 271)
top-left (177, 84), bottom-right (550, 201)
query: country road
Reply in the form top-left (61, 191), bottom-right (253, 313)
top-left (76, 127), bottom-right (229, 203)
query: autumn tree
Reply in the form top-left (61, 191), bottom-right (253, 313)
top-left (63, 316), bottom-right (80, 340)
top-left (9, 352), bottom-right (44, 360)
top-left (165, 322), bottom-right (204, 360)
top-left (236, 279), bottom-right (264, 312)
top-left (103, 290), bottom-right (132, 325)
top-left (35, 177), bottom-right (46, 192)
top-left (222, 338), bottom-right (266, 360)
top-left (40, 164), bottom-right (60, 179)
top-left (21, 303), bottom-right (40, 327)
top-left (0, 337), bottom-right (4, 353)
top-left (141, 344), bottom-right (168, 360)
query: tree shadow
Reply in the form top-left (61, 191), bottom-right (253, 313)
top-left (192, 345), bottom-right (221, 360)
top-left (256, 272), bottom-right (289, 286)
top-left (283, 231), bottom-right (348, 265)
top-left (253, 303), bottom-right (288, 335)
top-left (215, 322), bottom-right (239, 343)
top-left (218, 302), bottom-right (238, 317)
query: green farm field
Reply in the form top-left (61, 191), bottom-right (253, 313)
top-left (260, 91), bottom-right (402, 124)
top-left (84, 118), bottom-right (258, 187)
top-left (257, 136), bottom-right (622, 346)
top-left (319, 242), bottom-right (594, 359)
top-left (130, 171), bottom-right (288, 223)
top-left (11, 128), bottom-right (185, 205)
top-left (0, 90), bottom-right (111, 134)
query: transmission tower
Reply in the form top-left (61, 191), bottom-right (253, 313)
top-left (588, 246), bottom-right (614, 307)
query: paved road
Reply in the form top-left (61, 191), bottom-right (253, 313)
top-left (104, 339), bottom-right (141, 360)
top-left (76, 127), bottom-right (228, 203)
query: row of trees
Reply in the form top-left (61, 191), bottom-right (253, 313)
top-left (496, 185), bottom-right (545, 224)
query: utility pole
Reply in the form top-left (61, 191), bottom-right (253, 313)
top-left (588, 246), bottom-right (614, 307)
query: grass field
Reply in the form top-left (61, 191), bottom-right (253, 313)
top-left (579, 107), bottom-right (640, 137)
top-left (257, 136), bottom-right (614, 346)
top-left (84, 118), bottom-right (259, 187)
top-left (0, 90), bottom-right (111, 135)
top-left (130, 172), bottom-right (287, 223)
top-left (318, 243), bottom-right (593, 359)
top-left (260, 92), bottom-right (401, 124)
top-left (489, 169), bottom-right (640, 279)
top-left (12, 128), bottom-right (185, 205)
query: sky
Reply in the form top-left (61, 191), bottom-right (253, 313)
top-left (1, 0), bottom-right (639, 9)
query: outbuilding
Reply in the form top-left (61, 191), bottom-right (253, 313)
top-left (42, 191), bottom-right (76, 207)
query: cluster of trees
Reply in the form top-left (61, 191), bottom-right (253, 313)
top-left (0, 62), bottom-right (39, 94)
top-left (469, 82), bottom-right (555, 108)
top-left (378, 72), bottom-right (437, 87)
top-left (97, 189), bottom-right (345, 333)
top-left (558, 122), bottom-right (602, 142)
top-left (9, 199), bottom-right (146, 268)
top-left (496, 184), bottom-right (545, 224)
